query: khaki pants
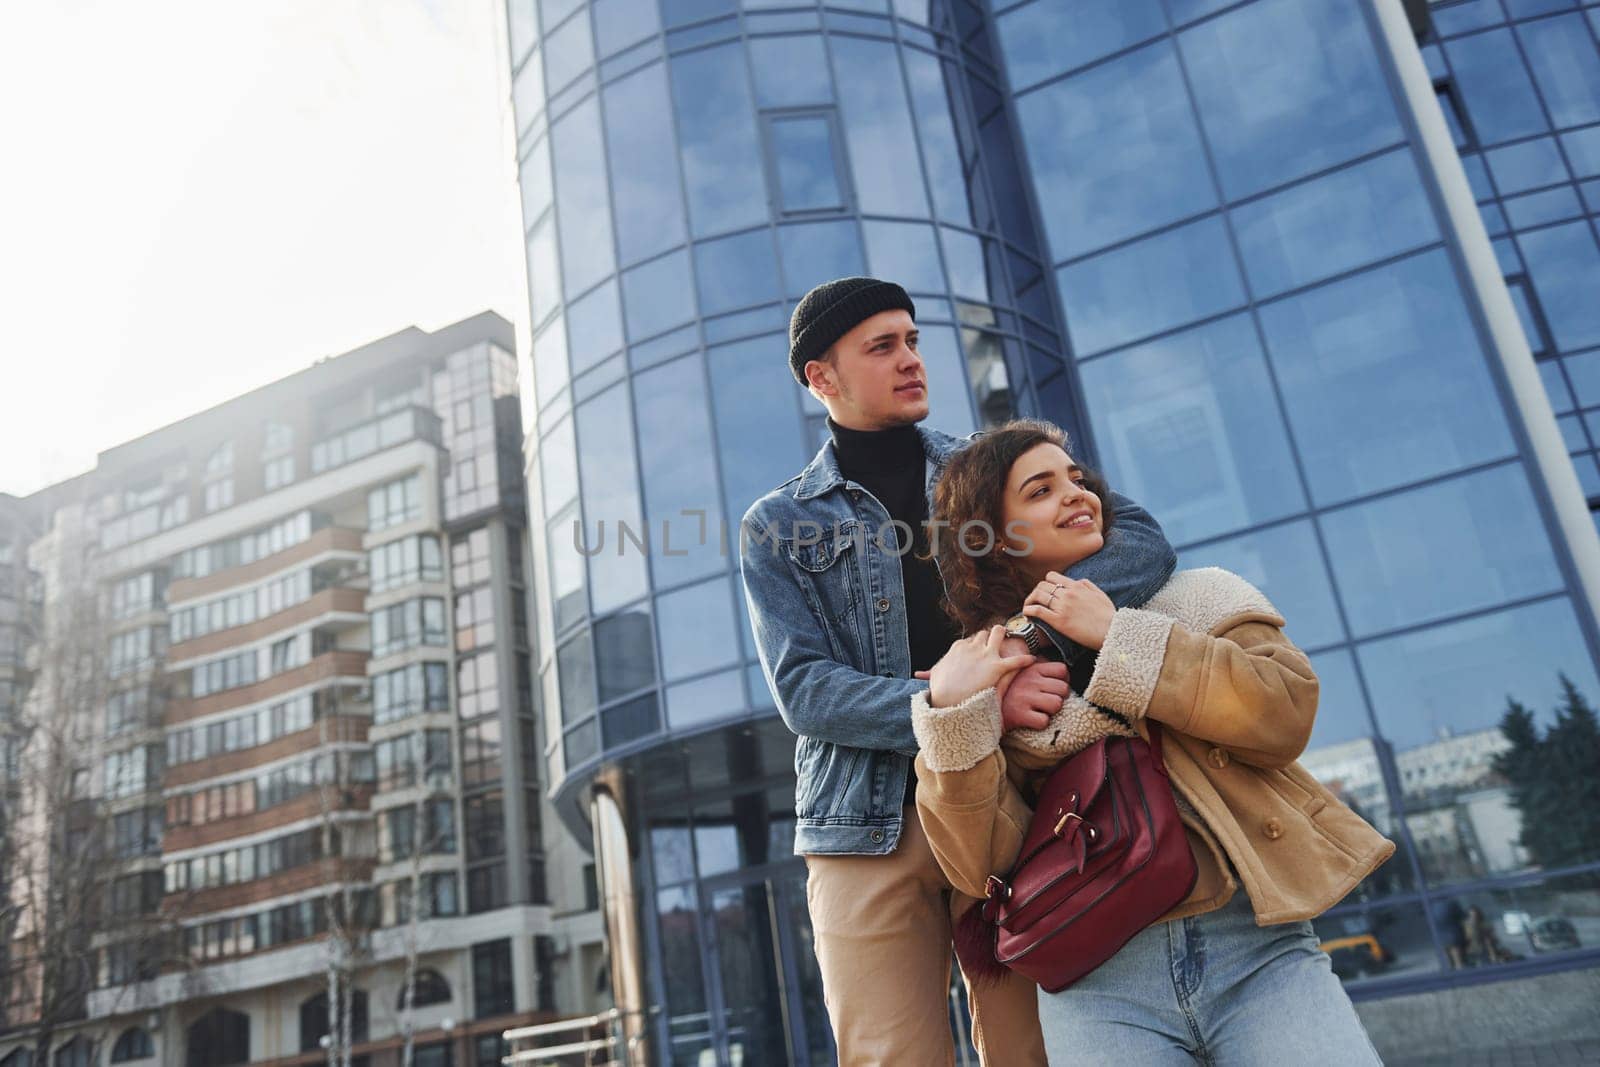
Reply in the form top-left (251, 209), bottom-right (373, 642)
top-left (804, 806), bottom-right (1046, 1067)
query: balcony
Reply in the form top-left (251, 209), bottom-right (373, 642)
top-left (166, 650), bottom-right (369, 725)
top-left (310, 406), bottom-right (442, 477)
top-left (166, 526), bottom-right (365, 604)
top-left (167, 586), bottom-right (367, 664)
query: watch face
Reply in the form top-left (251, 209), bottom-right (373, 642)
top-left (1005, 613), bottom-right (1032, 636)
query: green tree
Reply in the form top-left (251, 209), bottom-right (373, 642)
top-left (1544, 675), bottom-right (1600, 868)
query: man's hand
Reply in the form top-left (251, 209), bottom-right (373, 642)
top-left (916, 626), bottom-right (1035, 709)
top-left (1022, 572), bottom-right (1116, 650)
top-left (998, 657), bottom-right (1071, 732)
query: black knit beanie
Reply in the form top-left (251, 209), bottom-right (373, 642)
top-left (788, 276), bottom-right (916, 386)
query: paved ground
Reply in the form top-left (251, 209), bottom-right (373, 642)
top-left (1390, 1038), bottom-right (1600, 1066)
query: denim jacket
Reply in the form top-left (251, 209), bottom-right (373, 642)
top-left (738, 424), bottom-right (1177, 855)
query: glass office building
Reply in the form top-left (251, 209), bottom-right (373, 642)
top-left (506, 0), bottom-right (1600, 1061)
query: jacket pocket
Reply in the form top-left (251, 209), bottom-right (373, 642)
top-left (784, 522), bottom-right (867, 661)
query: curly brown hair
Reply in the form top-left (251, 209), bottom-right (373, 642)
top-left (924, 419), bottom-right (1115, 636)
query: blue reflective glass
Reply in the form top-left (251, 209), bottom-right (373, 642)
top-left (1179, 520), bottom-right (1345, 651)
top-left (1438, 87), bottom-right (1471, 149)
top-left (1504, 185), bottom-right (1583, 228)
top-left (1445, 29), bottom-right (1549, 145)
top-left (1539, 358), bottom-right (1574, 413)
top-left (594, 0), bottom-right (660, 56)
top-left (1428, 0), bottom-right (1506, 35)
top-left (666, 668), bottom-right (747, 730)
top-left (662, 0), bottom-right (735, 27)
top-left (693, 230), bottom-right (781, 316)
top-left (831, 36), bottom-right (930, 217)
top-left (1484, 137), bottom-right (1569, 195)
top-left (996, 0), bottom-right (1166, 92)
top-left (634, 356), bottom-right (727, 586)
top-left (1081, 315), bottom-right (1305, 546)
top-left (670, 43), bottom-right (767, 236)
top-left (1582, 177), bottom-right (1600, 213)
top-left (1507, 279), bottom-right (1550, 356)
top-left (1562, 412), bottom-right (1591, 452)
top-left (1016, 41), bottom-right (1214, 260)
top-left (575, 384), bottom-right (650, 614)
top-left (940, 228), bottom-right (991, 303)
top-left (1357, 597), bottom-right (1600, 751)
top-left (656, 577), bottom-right (741, 680)
top-left (604, 63), bottom-right (687, 265)
top-left (707, 334), bottom-right (809, 521)
top-left (768, 116), bottom-right (845, 212)
top-left (1179, 0), bottom-right (1402, 200)
top-left (913, 324), bottom-right (976, 436)
top-left (533, 315), bottom-right (568, 405)
top-left (1519, 220), bottom-right (1600, 351)
top-left (1561, 126), bottom-right (1600, 177)
top-left (526, 214), bottom-right (563, 327)
top-left (551, 97), bottom-right (616, 296)
top-left (1502, 0), bottom-right (1574, 15)
top-left (1163, 0), bottom-right (1236, 25)
top-left (566, 280), bottom-right (624, 374)
top-left (778, 221), bottom-right (866, 297)
top-left (1480, 201), bottom-right (1508, 237)
top-left (903, 48), bottom-right (972, 225)
top-left (543, 8), bottom-right (594, 93)
top-left (631, 324), bottom-right (698, 370)
top-left (1461, 153), bottom-right (1494, 200)
top-left (1518, 15), bottom-right (1600, 128)
top-left (621, 250), bottom-right (695, 341)
top-left (748, 36), bottom-right (831, 107)
top-left (1320, 463), bottom-right (1564, 637)
top-left (1422, 43), bottom-right (1448, 81)
top-left (542, 0), bottom-right (584, 31)
top-left (1492, 236), bottom-right (1523, 274)
top-left (541, 413), bottom-right (580, 515)
top-left (514, 51), bottom-right (544, 132)
top-left (1565, 350), bottom-right (1600, 407)
top-left (520, 136), bottom-right (553, 231)
top-left (1575, 454), bottom-right (1600, 496)
top-left (1258, 250), bottom-right (1516, 505)
top-left (863, 220), bottom-right (945, 294)
top-left (1303, 650), bottom-right (1372, 752)
top-left (1231, 149), bottom-right (1438, 299)
top-left (1057, 215), bottom-right (1246, 357)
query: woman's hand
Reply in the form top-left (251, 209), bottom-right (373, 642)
top-left (1021, 572), bottom-right (1116, 650)
top-left (914, 625), bottom-right (1036, 709)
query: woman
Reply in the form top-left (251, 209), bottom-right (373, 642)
top-left (910, 419), bottom-right (1394, 1064)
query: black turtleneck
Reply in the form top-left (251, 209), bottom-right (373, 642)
top-left (830, 419), bottom-right (964, 800)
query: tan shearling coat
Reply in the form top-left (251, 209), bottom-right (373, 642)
top-left (912, 567), bottom-right (1395, 927)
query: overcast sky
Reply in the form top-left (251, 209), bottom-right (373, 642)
top-left (0, 0), bottom-right (528, 498)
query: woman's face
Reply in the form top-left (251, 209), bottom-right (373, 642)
top-left (999, 442), bottom-right (1104, 581)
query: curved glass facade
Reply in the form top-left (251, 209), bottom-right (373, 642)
top-left (509, 0), bottom-right (1600, 1061)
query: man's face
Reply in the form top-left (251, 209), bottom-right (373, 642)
top-left (805, 309), bottom-right (929, 430)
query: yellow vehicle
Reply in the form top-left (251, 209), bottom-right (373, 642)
top-left (1319, 933), bottom-right (1393, 979)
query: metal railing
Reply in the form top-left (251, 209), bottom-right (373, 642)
top-left (503, 1009), bottom-right (634, 1067)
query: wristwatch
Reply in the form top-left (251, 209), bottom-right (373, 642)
top-left (1005, 612), bottom-right (1058, 659)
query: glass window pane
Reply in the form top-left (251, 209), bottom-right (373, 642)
top-left (767, 116), bottom-right (845, 212)
top-left (1178, 0), bottom-right (1402, 199)
top-left (671, 43), bottom-right (767, 237)
top-left (1484, 136), bottom-right (1569, 197)
top-left (527, 214), bottom-right (563, 328)
top-left (551, 97), bottom-right (616, 297)
top-left (1302, 649), bottom-right (1372, 752)
top-left (693, 230), bottom-right (781, 316)
top-left (779, 220), bottom-right (865, 297)
top-left (914, 324), bottom-right (976, 437)
top-left (1016, 41), bottom-right (1214, 260)
top-left (997, 0), bottom-right (1165, 91)
top-left (566, 279), bottom-right (624, 375)
top-left (604, 62), bottom-right (687, 265)
top-left (540, 415), bottom-right (579, 515)
top-left (1177, 520), bottom-right (1344, 651)
top-left (657, 578), bottom-right (741, 680)
top-left (1444, 28), bottom-right (1549, 146)
top-left (575, 384), bottom-right (649, 614)
top-left (903, 48), bottom-right (973, 226)
top-left (862, 220), bottom-right (945, 295)
top-left (1321, 464), bottom-right (1565, 637)
top-left (542, 7), bottom-right (593, 94)
top-left (594, 610), bottom-right (657, 702)
top-left (621, 250), bottom-right (694, 341)
top-left (634, 356), bottom-right (727, 586)
top-left (1538, 359), bottom-right (1574, 414)
top-left (667, 667), bottom-right (747, 730)
top-left (1082, 315), bottom-right (1304, 546)
top-left (594, 0), bottom-right (660, 57)
top-left (1429, 0), bottom-right (1506, 36)
top-left (831, 36), bottom-right (929, 217)
top-left (1517, 14), bottom-right (1600, 129)
top-left (1560, 125), bottom-right (1600, 178)
top-left (1057, 215), bottom-right (1246, 357)
top-left (1256, 250), bottom-right (1516, 505)
top-left (520, 135), bottom-right (553, 231)
top-left (532, 313), bottom-right (569, 405)
top-left (1503, 186), bottom-right (1582, 229)
top-left (748, 36), bottom-right (830, 108)
top-left (1564, 350), bottom-right (1600, 407)
top-left (1519, 220), bottom-right (1600, 352)
top-left (556, 630), bottom-right (597, 725)
top-left (1231, 149), bottom-right (1438, 299)
top-left (708, 334), bottom-right (810, 522)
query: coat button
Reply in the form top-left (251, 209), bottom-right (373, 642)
top-left (869, 829), bottom-right (886, 843)
top-left (876, 598), bottom-right (891, 612)
top-left (1208, 747), bottom-right (1230, 769)
top-left (1262, 818), bottom-right (1284, 840)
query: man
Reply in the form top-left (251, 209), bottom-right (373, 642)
top-left (738, 276), bottom-right (1175, 1065)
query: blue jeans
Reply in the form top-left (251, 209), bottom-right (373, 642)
top-left (1037, 892), bottom-right (1382, 1065)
